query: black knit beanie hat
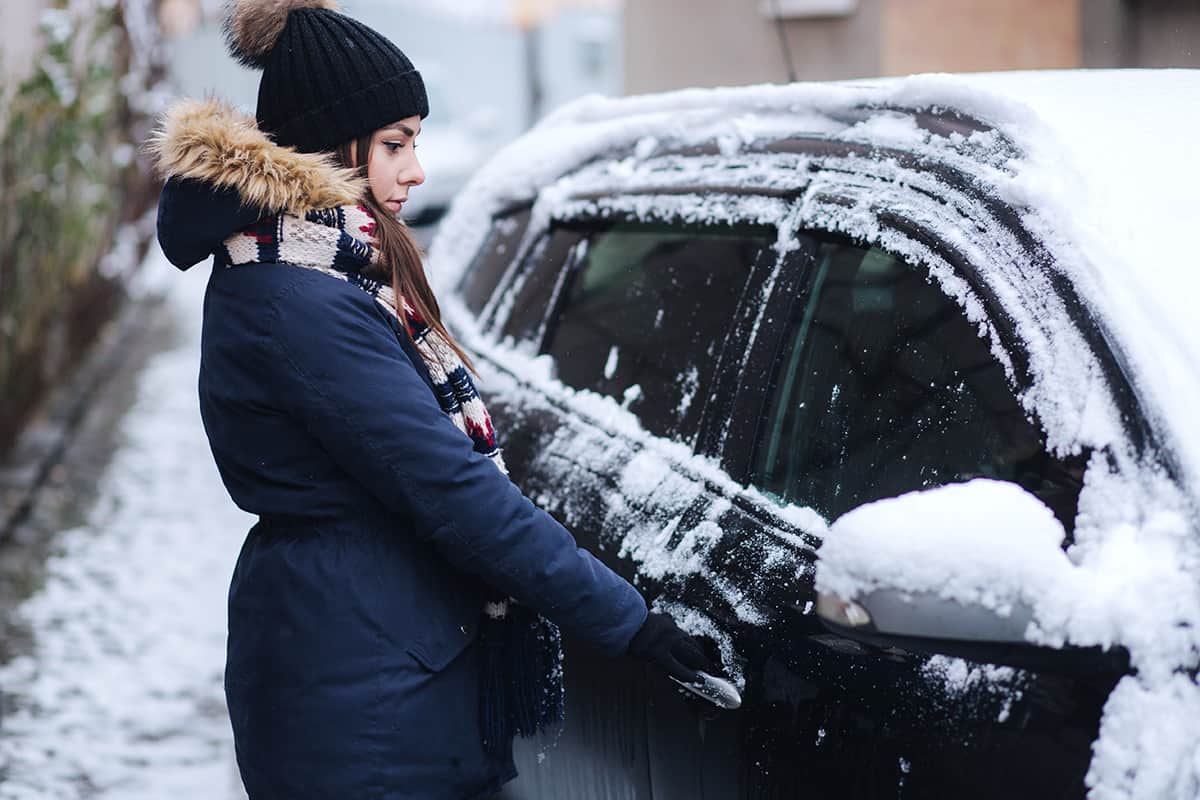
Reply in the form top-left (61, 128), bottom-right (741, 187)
top-left (222, 0), bottom-right (429, 154)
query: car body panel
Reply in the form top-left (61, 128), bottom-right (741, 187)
top-left (432, 72), bottom-right (1200, 798)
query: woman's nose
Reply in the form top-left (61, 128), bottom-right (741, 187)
top-left (402, 156), bottom-right (425, 187)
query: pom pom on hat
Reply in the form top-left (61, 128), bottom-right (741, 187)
top-left (223, 0), bottom-right (340, 69)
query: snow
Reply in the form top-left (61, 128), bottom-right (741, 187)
top-left (675, 365), bottom-right (699, 417)
top-left (1088, 675), bottom-right (1200, 800)
top-left (816, 475), bottom-right (1200, 798)
top-left (619, 383), bottom-right (642, 410)
top-left (0, 249), bottom-right (248, 799)
top-left (818, 476), bottom-right (1200, 672)
top-left (654, 600), bottom-right (746, 690)
top-left (955, 71), bottom-right (1200, 502)
top-left (431, 70), bottom-right (1200, 496)
top-left (817, 479), bottom-right (1069, 621)
top-left (428, 69), bottom-right (1200, 798)
top-left (919, 655), bottom-right (1023, 722)
top-left (465, 328), bottom-right (820, 656)
top-left (602, 345), bottom-right (618, 380)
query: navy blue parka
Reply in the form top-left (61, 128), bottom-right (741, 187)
top-left (152, 99), bottom-right (647, 800)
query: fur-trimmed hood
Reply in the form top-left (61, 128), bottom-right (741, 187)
top-left (148, 98), bottom-right (366, 271)
top-left (148, 97), bottom-right (363, 213)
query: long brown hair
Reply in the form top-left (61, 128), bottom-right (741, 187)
top-left (334, 136), bottom-right (477, 375)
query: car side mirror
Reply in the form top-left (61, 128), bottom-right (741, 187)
top-left (814, 479), bottom-right (1129, 674)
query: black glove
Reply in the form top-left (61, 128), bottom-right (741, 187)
top-left (627, 611), bottom-right (719, 683)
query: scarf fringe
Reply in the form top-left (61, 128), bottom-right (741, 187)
top-left (481, 601), bottom-right (565, 757)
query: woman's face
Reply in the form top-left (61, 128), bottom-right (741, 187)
top-left (352, 115), bottom-right (425, 215)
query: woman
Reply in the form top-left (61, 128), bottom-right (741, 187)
top-left (149, 1), bottom-right (716, 798)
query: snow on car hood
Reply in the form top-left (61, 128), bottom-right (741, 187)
top-left (428, 70), bottom-right (1200, 799)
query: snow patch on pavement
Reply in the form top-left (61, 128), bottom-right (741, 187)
top-left (0, 250), bottom-right (250, 800)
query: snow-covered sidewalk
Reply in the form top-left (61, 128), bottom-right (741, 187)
top-left (0, 250), bottom-right (250, 799)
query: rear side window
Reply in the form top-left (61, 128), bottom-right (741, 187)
top-left (748, 239), bottom-right (1084, 528)
top-left (458, 208), bottom-right (532, 314)
top-left (542, 221), bottom-right (772, 444)
top-left (499, 227), bottom-right (588, 346)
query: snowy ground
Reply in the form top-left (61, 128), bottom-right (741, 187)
top-left (0, 250), bottom-right (250, 799)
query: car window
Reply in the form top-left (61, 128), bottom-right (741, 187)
top-left (499, 226), bottom-right (589, 345)
top-left (542, 221), bottom-right (773, 444)
top-left (458, 207), bottom-right (532, 314)
top-left (748, 238), bottom-right (1084, 529)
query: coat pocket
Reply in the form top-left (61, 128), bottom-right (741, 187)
top-left (404, 547), bottom-right (486, 672)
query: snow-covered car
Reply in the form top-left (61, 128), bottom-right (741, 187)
top-left (428, 71), bottom-right (1200, 799)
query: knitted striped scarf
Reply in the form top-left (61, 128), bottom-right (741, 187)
top-left (219, 204), bottom-right (564, 756)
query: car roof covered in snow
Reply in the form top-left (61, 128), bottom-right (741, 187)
top-left (430, 69), bottom-right (1200, 503)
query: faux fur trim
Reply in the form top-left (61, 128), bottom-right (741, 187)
top-left (224, 0), bottom-right (341, 69)
top-left (145, 97), bottom-right (364, 215)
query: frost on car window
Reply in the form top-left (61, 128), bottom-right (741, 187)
top-left (676, 364), bottom-right (700, 417)
top-left (541, 220), bottom-right (771, 445)
top-left (749, 238), bottom-right (1085, 528)
top-left (458, 207), bottom-right (531, 314)
top-left (495, 231), bottom-right (586, 349)
top-left (603, 345), bottom-right (618, 380)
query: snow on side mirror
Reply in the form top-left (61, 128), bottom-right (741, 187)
top-left (814, 479), bottom-right (1128, 673)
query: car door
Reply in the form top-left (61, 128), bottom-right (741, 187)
top-left (460, 191), bottom-right (1108, 799)
top-left (477, 202), bottom-right (791, 575)
top-left (467, 196), bottom-right (1023, 798)
top-left (715, 225), bottom-right (1114, 798)
top-left (465, 196), bottom-right (800, 798)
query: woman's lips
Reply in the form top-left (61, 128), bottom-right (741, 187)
top-left (385, 199), bottom-right (404, 212)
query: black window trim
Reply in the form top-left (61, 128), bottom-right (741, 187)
top-left (488, 192), bottom-right (790, 454)
top-left (708, 227), bottom-right (821, 482)
top-left (457, 202), bottom-right (535, 317)
top-left (466, 147), bottom-right (1163, 506)
top-left (719, 192), bottom-right (1126, 524)
top-left (471, 200), bottom-right (540, 335)
top-left (488, 190), bottom-right (789, 346)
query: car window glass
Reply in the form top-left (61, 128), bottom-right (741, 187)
top-left (749, 239), bottom-right (1084, 529)
top-left (499, 227), bottom-right (588, 346)
top-left (458, 208), bottom-right (532, 315)
top-left (544, 221), bottom-right (773, 444)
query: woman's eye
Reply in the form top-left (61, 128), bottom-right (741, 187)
top-left (384, 141), bottom-right (405, 153)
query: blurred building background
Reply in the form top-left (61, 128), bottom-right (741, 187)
top-left (165, 0), bottom-right (620, 138)
top-left (624, 0), bottom-right (1200, 92)
top-left (162, 0), bottom-right (620, 229)
top-left (2, 0), bottom-right (1197, 464)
